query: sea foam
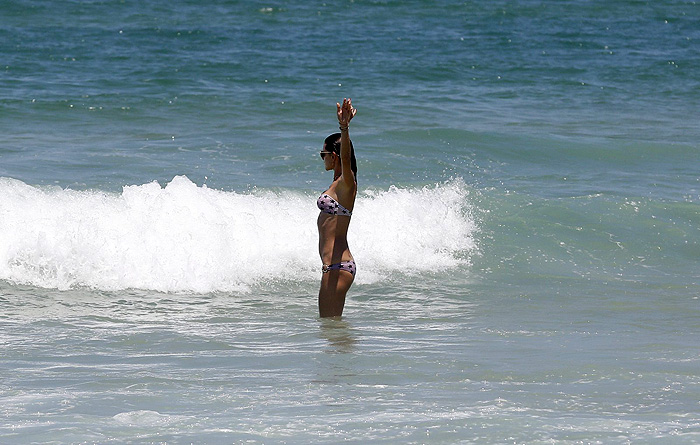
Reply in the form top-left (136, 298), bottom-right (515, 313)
top-left (0, 176), bottom-right (477, 292)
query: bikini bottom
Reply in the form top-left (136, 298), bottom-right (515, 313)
top-left (322, 260), bottom-right (356, 277)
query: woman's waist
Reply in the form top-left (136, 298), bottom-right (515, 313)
top-left (319, 246), bottom-right (353, 264)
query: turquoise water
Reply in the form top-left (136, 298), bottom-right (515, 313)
top-left (1, 0), bottom-right (699, 443)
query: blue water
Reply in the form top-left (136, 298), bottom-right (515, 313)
top-left (1, 0), bottom-right (699, 443)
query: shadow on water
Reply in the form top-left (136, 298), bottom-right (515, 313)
top-left (318, 317), bottom-right (358, 354)
top-left (311, 318), bottom-right (362, 386)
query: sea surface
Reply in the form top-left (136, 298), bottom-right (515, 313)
top-left (1, 0), bottom-right (699, 443)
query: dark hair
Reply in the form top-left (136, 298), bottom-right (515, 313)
top-left (324, 132), bottom-right (357, 180)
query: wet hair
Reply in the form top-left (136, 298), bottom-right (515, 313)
top-left (324, 132), bottom-right (357, 180)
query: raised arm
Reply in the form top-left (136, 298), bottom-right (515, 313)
top-left (337, 98), bottom-right (357, 186)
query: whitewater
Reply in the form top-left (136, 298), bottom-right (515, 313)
top-left (0, 176), bottom-right (477, 292)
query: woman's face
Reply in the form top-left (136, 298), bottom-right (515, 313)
top-left (321, 144), bottom-right (335, 171)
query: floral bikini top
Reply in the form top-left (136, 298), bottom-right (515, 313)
top-left (317, 193), bottom-right (352, 216)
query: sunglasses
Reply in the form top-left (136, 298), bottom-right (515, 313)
top-left (319, 151), bottom-right (333, 159)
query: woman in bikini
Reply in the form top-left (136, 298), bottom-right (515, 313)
top-left (316, 98), bottom-right (357, 317)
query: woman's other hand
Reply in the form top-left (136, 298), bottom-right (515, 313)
top-left (336, 98), bottom-right (356, 128)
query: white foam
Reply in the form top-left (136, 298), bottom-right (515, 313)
top-left (351, 180), bottom-right (477, 281)
top-left (112, 410), bottom-right (180, 426)
top-left (0, 176), bottom-right (477, 292)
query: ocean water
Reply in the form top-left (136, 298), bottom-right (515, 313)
top-left (1, 0), bottom-right (699, 443)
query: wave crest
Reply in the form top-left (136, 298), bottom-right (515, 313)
top-left (0, 176), bottom-right (477, 292)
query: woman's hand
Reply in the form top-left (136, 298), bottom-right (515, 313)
top-left (336, 98), bottom-right (357, 129)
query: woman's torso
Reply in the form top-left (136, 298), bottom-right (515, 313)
top-left (317, 179), bottom-right (356, 264)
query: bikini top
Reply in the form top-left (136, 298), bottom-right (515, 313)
top-left (317, 193), bottom-right (352, 217)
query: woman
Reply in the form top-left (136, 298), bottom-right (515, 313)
top-left (317, 98), bottom-right (357, 317)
